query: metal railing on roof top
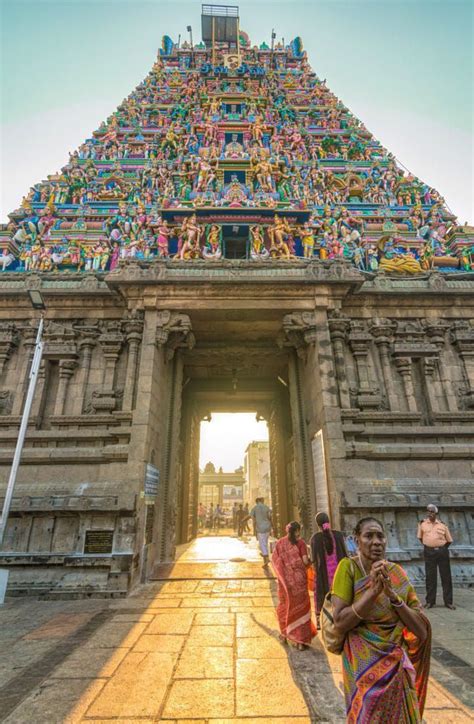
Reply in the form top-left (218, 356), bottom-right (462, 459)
top-left (201, 4), bottom-right (239, 17)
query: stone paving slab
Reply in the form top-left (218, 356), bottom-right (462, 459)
top-left (87, 651), bottom-right (177, 719)
top-left (162, 679), bottom-right (235, 719)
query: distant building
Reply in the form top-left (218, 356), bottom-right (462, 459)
top-left (199, 462), bottom-right (244, 507)
top-left (243, 442), bottom-right (271, 505)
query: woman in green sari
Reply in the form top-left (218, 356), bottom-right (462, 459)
top-left (331, 517), bottom-right (431, 723)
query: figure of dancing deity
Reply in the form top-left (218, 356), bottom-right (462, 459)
top-left (268, 214), bottom-right (293, 259)
top-left (252, 157), bottom-right (274, 193)
top-left (176, 214), bottom-right (203, 260)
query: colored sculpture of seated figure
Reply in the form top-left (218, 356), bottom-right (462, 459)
top-left (222, 178), bottom-right (249, 207)
top-left (379, 237), bottom-right (423, 274)
top-left (224, 134), bottom-right (245, 159)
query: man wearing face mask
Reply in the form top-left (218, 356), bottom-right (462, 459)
top-left (417, 504), bottom-right (455, 610)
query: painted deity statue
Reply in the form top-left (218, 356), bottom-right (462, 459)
top-left (176, 214), bottom-right (203, 260)
top-left (249, 225), bottom-right (269, 260)
top-left (202, 225), bottom-right (223, 260)
top-left (301, 223), bottom-right (315, 258)
top-left (252, 157), bottom-right (274, 193)
top-left (156, 220), bottom-right (172, 257)
top-left (268, 214), bottom-right (293, 260)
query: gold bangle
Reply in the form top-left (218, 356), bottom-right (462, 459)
top-left (351, 604), bottom-right (363, 621)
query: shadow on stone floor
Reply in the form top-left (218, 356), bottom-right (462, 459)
top-left (250, 612), bottom-right (346, 722)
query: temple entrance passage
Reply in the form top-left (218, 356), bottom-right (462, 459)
top-left (145, 303), bottom-right (321, 580)
top-left (197, 412), bottom-right (271, 539)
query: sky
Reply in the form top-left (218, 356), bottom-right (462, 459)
top-left (199, 413), bottom-right (268, 471)
top-left (1, 0), bottom-right (473, 222)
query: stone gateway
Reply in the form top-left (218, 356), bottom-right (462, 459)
top-left (0, 28), bottom-right (472, 595)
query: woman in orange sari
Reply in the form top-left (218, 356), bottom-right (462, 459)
top-left (272, 521), bottom-right (315, 650)
top-left (331, 517), bottom-right (431, 723)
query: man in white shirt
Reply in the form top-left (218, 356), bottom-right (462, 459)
top-left (250, 497), bottom-right (273, 567)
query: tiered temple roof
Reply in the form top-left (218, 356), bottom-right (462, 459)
top-left (1, 31), bottom-right (473, 274)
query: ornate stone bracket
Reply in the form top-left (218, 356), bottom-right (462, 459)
top-left (155, 311), bottom-right (195, 361)
top-left (349, 322), bottom-right (381, 409)
top-left (328, 312), bottom-right (351, 409)
top-left (43, 320), bottom-right (77, 360)
top-left (0, 322), bottom-right (19, 376)
top-left (281, 312), bottom-right (317, 358)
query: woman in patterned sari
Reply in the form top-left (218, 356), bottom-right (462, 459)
top-left (331, 517), bottom-right (431, 723)
top-left (272, 521), bottom-right (315, 650)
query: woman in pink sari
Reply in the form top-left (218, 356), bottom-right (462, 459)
top-left (272, 521), bottom-right (316, 650)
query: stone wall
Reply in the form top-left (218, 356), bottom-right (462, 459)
top-left (296, 275), bottom-right (474, 584)
top-left (0, 265), bottom-right (472, 593)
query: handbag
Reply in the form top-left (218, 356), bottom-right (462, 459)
top-left (320, 558), bottom-right (357, 655)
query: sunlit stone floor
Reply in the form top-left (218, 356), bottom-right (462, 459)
top-left (0, 536), bottom-right (472, 722)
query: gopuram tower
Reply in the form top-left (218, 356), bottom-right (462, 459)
top-left (0, 6), bottom-right (472, 594)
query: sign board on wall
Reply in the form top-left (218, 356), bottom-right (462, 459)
top-left (311, 430), bottom-right (329, 513)
top-left (144, 464), bottom-right (160, 498)
top-left (84, 530), bottom-right (114, 554)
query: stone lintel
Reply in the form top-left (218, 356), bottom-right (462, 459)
top-left (4, 494), bottom-right (135, 513)
top-left (0, 446), bottom-right (129, 464)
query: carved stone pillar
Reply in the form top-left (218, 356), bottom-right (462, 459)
top-left (328, 314), bottom-right (351, 409)
top-left (93, 322), bottom-right (124, 413)
top-left (54, 360), bottom-right (77, 416)
top-left (123, 312), bottom-right (144, 412)
top-left (423, 320), bottom-right (458, 411)
top-left (0, 323), bottom-right (18, 378)
top-left (370, 319), bottom-right (398, 411)
top-left (29, 360), bottom-right (47, 419)
top-left (349, 323), bottom-right (381, 409)
top-left (73, 327), bottom-right (99, 415)
top-left (451, 322), bottom-right (474, 408)
top-left (394, 357), bottom-right (418, 412)
top-left (281, 312), bottom-right (317, 534)
top-left (12, 325), bottom-right (38, 415)
top-left (423, 357), bottom-right (439, 413)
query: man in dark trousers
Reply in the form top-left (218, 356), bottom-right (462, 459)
top-left (417, 504), bottom-right (455, 609)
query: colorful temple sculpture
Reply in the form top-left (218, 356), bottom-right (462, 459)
top-left (1, 31), bottom-right (473, 273)
top-left (0, 17), bottom-right (472, 595)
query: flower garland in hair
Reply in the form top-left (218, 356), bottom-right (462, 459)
top-left (322, 522), bottom-right (331, 530)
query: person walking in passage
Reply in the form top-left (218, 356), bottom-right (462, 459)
top-left (310, 511), bottom-right (347, 623)
top-left (250, 497), bottom-right (272, 566)
top-left (272, 521), bottom-right (315, 650)
top-left (232, 502), bottom-right (239, 532)
top-left (331, 517), bottom-right (431, 723)
top-left (417, 504), bottom-right (455, 609)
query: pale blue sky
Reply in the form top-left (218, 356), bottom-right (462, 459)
top-left (1, 0), bottom-right (473, 222)
top-left (200, 413), bottom-right (268, 471)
